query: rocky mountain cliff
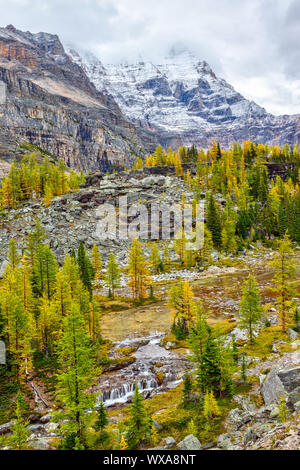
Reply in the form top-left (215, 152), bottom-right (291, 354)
top-left (70, 47), bottom-right (300, 149)
top-left (0, 25), bottom-right (156, 172)
top-left (0, 24), bottom-right (300, 174)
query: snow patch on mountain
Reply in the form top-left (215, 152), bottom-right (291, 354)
top-left (67, 46), bottom-right (300, 148)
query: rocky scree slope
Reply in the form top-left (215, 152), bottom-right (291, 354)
top-left (0, 25), bottom-right (155, 171)
top-left (69, 47), bottom-right (300, 149)
top-left (215, 349), bottom-right (300, 450)
top-left (0, 160), bottom-right (295, 275)
top-left (0, 170), bottom-right (193, 273)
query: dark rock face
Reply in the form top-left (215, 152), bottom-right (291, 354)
top-left (0, 25), bottom-right (156, 171)
top-left (266, 163), bottom-right (296, 181)
top-left (139, 77), bottom-right (172, 97)
top-left (262, 365), bottom-right (300, 409)
top-left (278, 368), bottom-right (300, 406)
top-left (0, 25), bottom-right (101, 99)
top-left (0, 421), bottom-right (14, 435)
top-left (84, 162), bottom-right (294, 187)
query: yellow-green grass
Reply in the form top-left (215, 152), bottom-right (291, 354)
top-left (241, 326), bottom-right (291, 359)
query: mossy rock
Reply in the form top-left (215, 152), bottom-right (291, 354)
top-left (103, 356), bottom-right (135, 371)
top-left (114, 346), bottom-right (137, 357)
top-left (156, 372), bottom-right (165, 385)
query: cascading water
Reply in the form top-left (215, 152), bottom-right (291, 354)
top-left (99, 377), bottom-right (159, 407)
top-left (95, 333), bottom-right (191, 408)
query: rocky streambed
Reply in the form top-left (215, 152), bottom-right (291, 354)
top-left (95, 254), bottom-right (300, 409)
top-left (93, 333), bottom-right (192, 408)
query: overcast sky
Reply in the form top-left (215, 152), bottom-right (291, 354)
top-left (0, 0), bottom-right (299, 115)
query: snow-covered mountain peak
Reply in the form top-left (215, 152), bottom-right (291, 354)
top-left (66, 45), bottom-right (300, 148)
top-left (67, 46), bottom-right (106, 78)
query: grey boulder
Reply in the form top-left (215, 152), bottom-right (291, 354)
top-left (227, 408), bottom-right (252, 430)
top-left (177, 434), bottom-right (201, 450)
top-left (28, 437), bottom-right (53, 450)
top-left (162, 436), bottom-right (176, 449)
top-left (287, 329), bottom-right (299, 342)
top-left (0, 421), bottom-right (14, 435)
top-left (262, 366), bottom-right (300, 409)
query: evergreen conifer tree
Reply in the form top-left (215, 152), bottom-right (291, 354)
top-left (206, 193), bottom-right (222, 248)
top-left (4, 391), bottom-right (29, 450)
top-left (126, 383), bottom-right (151, 449)
top-left (105, 253), bottom-right (121, 299)
top-left (77, 242), bottom-right (93, 297)
top-left (269, 233), bottom-right (296, 332)
top-left (239, 275), bottom-right (262, 343)
top-left (182, 373), bottom-right (193, 408)
top-left (94, 401), bottom-right (108, 440)
top-left (200, 332), bottom-right (222, 395)
top-left (56, 304), bottom-right (96, 447)
top-left (241, 355), bottom-right (247, 382)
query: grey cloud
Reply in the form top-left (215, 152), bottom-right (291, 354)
top-left (279, 0), bottom-right (300, 77)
